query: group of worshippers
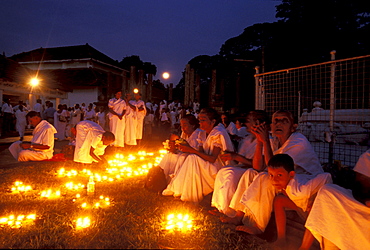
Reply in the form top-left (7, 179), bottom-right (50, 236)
top-left (8, 111), bottom-right (114, 165)
top-left (157, 108), bottom-right (370, 249)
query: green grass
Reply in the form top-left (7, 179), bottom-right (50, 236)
top-left (0, 153), bottom-right (270, 249)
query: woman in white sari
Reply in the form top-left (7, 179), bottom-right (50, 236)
top-left (159, 114), bottom-right (205, 183)
top-left (163, 108), bottom-right (234, 204)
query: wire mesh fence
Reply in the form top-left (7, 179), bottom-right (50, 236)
top-left (255, 52), bottom-right (370, 168)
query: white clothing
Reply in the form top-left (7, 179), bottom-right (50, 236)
top-left (271, 132), bottom-right (323, 175)
top-left (124, 103), bottom-right (137, 145)
top-left (212, 135), bottom-right (258, 217)
top-left (2, 103), bottom-right (14, 113)
top-left (305, 184), bottom-right (370, 250)
top-left (237, 127), bottom-right (249, 139)
top-left (70, 109), bottom-right (82, 126)
top-left (159, 128), bottom-right (206, 182)
top-left (225, 122), bottom-right (238, 135)
top-left (96, 112), bottom-right (106, 130)
top-left (160, 112), bottom-right (168, 122)
top-left (84, 109), bottom-right (96, 121)
top-left (108, 98), bottom-right (126, 147)
top-left (74, 121), bottom-right (107, 164)
top-left (193, 102), bottom-right (200, 112)
top-left (15, 109), bottom-right (27, 137)
top-left (230, 132), bottom-right (323, 224)
top-left (54, 110), bottom-right (68, 140)
top-left (9, 120), bottom-right (56, 161)
top-left (164, 123), bottom-right (234, 203)
top-left (241, 172), bottom-right (332, 232)
top-left (33, 103), bottom-right (43, 113)
top-left (145, 102), bottom-right (153, 111)
top-left (169, 111), bottom-right (177, 127)
top-left (305, 149), bottom-right (370, 250)
top-left (131, 99), bottom-right (146, 140)
top-left (144, 113), bottom-right (154, 125)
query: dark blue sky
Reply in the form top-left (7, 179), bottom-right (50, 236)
top-left (1, 0), bottom-right (280, 85)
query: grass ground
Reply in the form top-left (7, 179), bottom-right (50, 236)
top-left (0, 148), bottom-right (270, 249)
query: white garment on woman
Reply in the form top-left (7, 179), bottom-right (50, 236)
top-left (9, 120), bottom-right (56, 161)
top-left (305, 150), bottom-right (370, 250)
top-left (164, 123), bottom-right (234, 203)
top-left (108, 98), bottom-right (126, 147)
top-left (70, 109), bottom-right (81, 126)
top-left (131, 99), bottom-right (146, 140)
top-left (74, 121), bottom-right (107, 164)
top-left (96, 112), bottom-right (106, 130)
top-left (211, 135), bottom-right (257, 217)
top-left (231, 132), bottom-right (324, 226)
top-left (15, 109), bottom-right (27, 137)
top-left (237, 127), bottom-right (249, 139)
top-left (160, 128), bottom-right (206, 182)
top-left (54, 110), bottom-right (68, 140)
top-left (124, 103), bottom-right (137, 145)
top-left (225, 122), bottom-right (238, 135)
top-left (84, 109), bottom-right (96, 121)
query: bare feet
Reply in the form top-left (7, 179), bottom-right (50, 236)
top-left (208, 209), bottom-right (224, 217)
top-left (235, 225), bottom-right (262, 235)
top-left (220, 215), bottom-right (243, 225)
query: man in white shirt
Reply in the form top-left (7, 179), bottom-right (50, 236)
top-left (1, 98), bottom-right (14, 137)
top-left (9, 111), bottom-right (57, 161)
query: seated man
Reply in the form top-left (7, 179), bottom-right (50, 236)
top-left (302, 149), bottom-right (370, 250)
top-left (9, 111), bottom-right (57, 161)
top-left (73, 120), bottom-right (115, 164)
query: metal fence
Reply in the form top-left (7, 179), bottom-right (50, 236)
top-left (255, 51), bottom-right (370, 168)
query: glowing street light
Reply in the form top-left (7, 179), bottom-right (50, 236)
top-left (133, 88), bottom-right (139, 94)
top-left (30, 78), bottom-right (39, 87)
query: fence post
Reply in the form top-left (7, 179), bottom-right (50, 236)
top-left (328, 50), bottom-right (336, 164)
top-left (254, 66), bottom-right (260, 110)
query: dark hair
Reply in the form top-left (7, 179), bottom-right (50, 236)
top-left (200, 108), bottom-right (221, 125)
top-left (181, 114), bottom-right (200, 129)
top-left (268, 154), bottom-right (295, 173)
top-left (248, 110), bottom-right (270, 124)
top-left (103, 131), bottom-right (115, 141)
top-left (26, 111), bottom-right (40, 119)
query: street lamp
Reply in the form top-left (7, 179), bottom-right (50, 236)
top-left (133, 88), bottom-right (139, 94)
top-left (30, 78), bottom-right (39, 87)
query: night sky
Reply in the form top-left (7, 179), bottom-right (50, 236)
top-left (1, 0), bottom-right (280, 85)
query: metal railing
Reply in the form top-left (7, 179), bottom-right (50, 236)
top-left (255, 51), bottom-right (370, 167)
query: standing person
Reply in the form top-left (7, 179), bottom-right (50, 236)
top-left (144, 110), bottom-right (155, 138)
top-left (73, 120), bottom-right (115, 164)
top-left (84, 103), bottom-right (96, 121)
top-left (124, 93), bottom-right (137, 146)
top-left (108, 90), bottom-right (126, 148)
top-left (33, 99), bottom-right (43, 116)
top-left (169, 108), bottom-right (177, 129)
top-left (162, 108), bottom-right (234, 204)
top-left (15, 104), bottom-right (28, 141)
top-left (131, 92), bottom-right (146, 146)
top-left (70, 104), bottom-right (82, 127)
top-left (193, 99), bottom-right (200, 113)
top-left (1, 98), bottom-right (14, 137)
top-left (96, 106), bottom-right (107, 130)
top-left (44, 102), bottom-right (56, 125)
top-left (54, 104), bottom-right (68, 141)
top-left (9, 111), bottom-right (56, 161)
top-left (145, 100), bottom-right (153, 113)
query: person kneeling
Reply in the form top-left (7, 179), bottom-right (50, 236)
top-left (73, 120), bottom-right (115, 165)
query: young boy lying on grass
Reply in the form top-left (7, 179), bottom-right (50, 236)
top-left (259, 154), bottom-right (332, 249)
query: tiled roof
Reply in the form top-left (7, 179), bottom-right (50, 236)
top-left (10, 44), bottom-right (120, 67)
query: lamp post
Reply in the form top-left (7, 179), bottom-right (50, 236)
top-left (29, 77), bottom-right (40, 110)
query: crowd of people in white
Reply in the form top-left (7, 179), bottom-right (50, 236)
top-left (3, 93), bottom-right (369, 249)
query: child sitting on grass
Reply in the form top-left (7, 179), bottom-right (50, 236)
top-left (265, 154), bottom-right (332, 249)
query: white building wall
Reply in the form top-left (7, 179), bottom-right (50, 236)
top-left (65, 88), bottom-right (99, 107)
